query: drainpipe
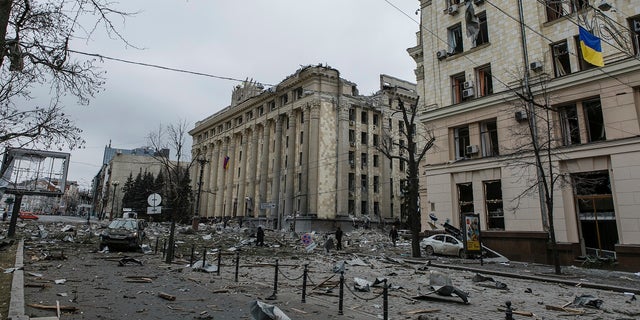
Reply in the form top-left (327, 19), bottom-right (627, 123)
top-left (517, 0), bottom-right (548, 230)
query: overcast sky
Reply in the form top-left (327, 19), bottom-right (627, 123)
top-left (59, 0), bottom-right (419, 190)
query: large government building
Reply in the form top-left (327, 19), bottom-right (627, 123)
top-left (409, 0), bottom-right (640, 269)
top-left (189, 66), bottom-right (418, 231)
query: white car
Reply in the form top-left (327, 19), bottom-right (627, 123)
top-left (420, 234), bottom-right (466, 258)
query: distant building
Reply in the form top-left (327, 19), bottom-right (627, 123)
top-left (190, 65), bottom-right (417, 231)
top-left (409, 1), bottom-right (640, 269)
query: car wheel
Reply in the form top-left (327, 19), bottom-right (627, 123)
top-left (425, 245), bottom-right (434, 255)
top-left (458, 249), bottom-right (467, 259)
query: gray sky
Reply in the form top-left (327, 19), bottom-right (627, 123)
top-left (61, 0), bottom-right (419, 190)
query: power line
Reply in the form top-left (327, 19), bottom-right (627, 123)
top-left (67, 49), bottom-right (276, 87)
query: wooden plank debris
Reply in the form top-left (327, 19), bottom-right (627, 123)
top-left (158, 291), bottom-right (176, 301)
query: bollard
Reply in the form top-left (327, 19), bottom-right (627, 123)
top-left (202, 247), bottom-right (207, 267)
top-left (162, 240), bottom-right (166, 259)
top-left (190, 244), bottom-right (195, 267)
top-left (154, 238), bottom-right (159, 254)
top-left (217, 249), bottom-right (221, 276)
top-left (234, 251), bottom-right (240, 282)
top-left (273, 259), bottom-right (279, 295)
top-left (383, 279), bottom-right (388, 320)
top-left (301, 264), bottom-right (308, 303)
top-left (338, 271), bottom-right (344, 315)
top-left (505, 300), bottom-right (513, 320)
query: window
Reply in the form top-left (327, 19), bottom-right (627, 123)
top-left (361, 111), bottom-right (368, 124)
top-left (268, 100), bottom-right (276, 111)
top-left (348, 200), bottom-right (354, 214)
top-left (374, 202), bottom-right (380, 216)
top-left (300, 111), bottom-right (304, 123)
top-left (300, 134), bottom-right (304, 145)
top-left (476, 12), bottom-right (489, 46)
top-left (258, 106), bottom-right (264, 116)
top-left (373, 134), bottom-right (379, 147)
top-left (583, 98), bottom-right (606, 142)
top-left (373, 176), bottom-right (379, 193)
top-left (361, 132), bottom-right (368, 145)
top-left (246, 111), bottom-right (253, 120)
top-left (454, 126), bottom-right (470, 159)
top-left (451, 73), bottom-right (466, 104)
top-left (361, 153), bottom-right (368, 168)
top-left (480, 119), bottom-right (499, 157)
top-left (373, 114), bottom-right (379, 126)
top-left (476, 65), bottom-right (493, 97)
top-left (279, 94), bottom-right (288, 106)
top-left (559, 104), bottom-right (581, 146)
top-left (575, 36), bottom-right (597, 71)
top-left (293, 87), bottom-right (303, 100)
top-left (484, 180), bottom-right (504, 230)
top-left (629, 16), bottom-right (640, 55)
top-left (399, 159), bottom-right (405, 172)
top-left (457, 183), bottom-right (474, 214)
top-left (349, 130), bottom-right (355, 144)
top-left (545, 0), bottom-right (564, 21)
top-left (398, 121), bottom-right (404, 134)
top-left (361, 201), bottom-right (368, 215)
top-left (551, 41), bottom-right (571, 77)
top-left (349, 151), bottom-right (355, 168)
top-left (299, 152), bottom-right (302, 165)
top-left (373, 154), bottom-right (379, 167)
top-left (361, 175), bottom-right (368, 192)
top-left (348, 173), bottom-right (355, 192)
top-left (448, 24), bottom-right (463, 55)
top-left (572, 171), bottom-right (617, 253)
top-left (349, 108), bottom-right (355, 121)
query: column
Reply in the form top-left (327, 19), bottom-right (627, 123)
top-left (209, 142), bottom-right (220, 217)
top-left (307, 103), bottom-right (320, 216)
top-left (284, 112), bottom-right (297, 221)
top-left (258, 122), bottom-right (271, 217)
top-left (300, 106), bottom-right (310, 215)
top-left (248, 127), bottom-right (259, 217)
top-left (272, 116), bottom-right (284, 229)
top-left (238, 131), bottom-right (248, 217)
top-left (215, 139), bottom-right (228, 218)
top-left (225, 138), bottom-right (236, 217)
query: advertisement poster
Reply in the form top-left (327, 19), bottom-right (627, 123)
top-left (463, 213), bottom-right (481, 253)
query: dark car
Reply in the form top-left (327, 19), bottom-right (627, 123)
top-left (99, 218), bottom-right (146, 251)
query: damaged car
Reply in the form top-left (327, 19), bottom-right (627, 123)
top-left (420, 234), bottom-right (466, 258)
top-left (99, 218), bottom-right (147, 251)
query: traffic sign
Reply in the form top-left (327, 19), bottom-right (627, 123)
top-left (147, 206), bottom-right (162, 215)
top-left (148, 193), bottom-right (162, 207)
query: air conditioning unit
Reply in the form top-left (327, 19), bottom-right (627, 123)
top-left (447, 4), bottom-right (458, 15)
top-left (515, 110), bottom-right (528, 122)
top-left (373, 125), bottom-right (378, 131)
top-left (530, 61), bottom-right (543, 71)
top-left (463, 80), bottom-right (474, 89)
top-left (436, 49), bottom-right (448, 60)
top-left (349, 120), bottom-right (355, 126)
top-left (465, 144), bottom-right (479, 155)
top-left (462, 88), bottom-right (475, 99)
top-left (350, 141), bottom-right (356, 147)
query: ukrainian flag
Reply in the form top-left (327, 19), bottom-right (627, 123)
top-left (579, 26), bottom-right (604, 67)
top-left (223, 156), bottom-right (230, 169)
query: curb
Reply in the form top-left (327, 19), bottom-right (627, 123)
top-left (428, 261), bottom-right (640, 295)
top-left (8, 238), bottom-right (28, 320)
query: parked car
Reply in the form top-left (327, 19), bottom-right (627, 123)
top-left (18, 211), bottom-right (39, 220)
top-left (99, 218), bottom-right (146, 251)
top-left (420, 234), bottom-right (466, 258)
top-left (397, 229), bottom-right (412, 240)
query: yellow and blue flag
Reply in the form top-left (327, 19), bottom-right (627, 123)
top-left (223, 156), bottom-right (230, 170)
top-left (579, 26), bottom-right (604, 67)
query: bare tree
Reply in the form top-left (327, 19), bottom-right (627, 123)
top-left (148, 120), bottom-right (197, 263)
top-left (0, 0), bottom-right (135, 152)
top-left (378, 97), bottom-right (435, 258)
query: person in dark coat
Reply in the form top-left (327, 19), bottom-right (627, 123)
top-left (335, 226), bottom-right (343, 250)
top-left (389, 225), bottom-right (399, 247)
top-left (256, 226), bottom-right (265, 246)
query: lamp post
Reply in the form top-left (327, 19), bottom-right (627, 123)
top-left (110, 181), bottom-right (119, 221)
top-left (193, 156), bottom-right (208, 230)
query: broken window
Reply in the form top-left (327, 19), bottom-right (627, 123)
top-left (454, 126), bottom-right (470, 159)
top-left (373, 114), bottom-right (379, 126)
top-left (572, 171), bottom-right (618, 255)
top-left (361, 201), bottom-right (368, 215)
top-left (373, 154), bottom-right (379, 167)
top-left (293, 87), bottom-right (303, 100)
top-left (348, 173), bottom-right (355, 192)
top-left (348, 199), bottom-right (354, 214)
top-left (457, 183), bottom-right (474, 214)
top-left (448, 24), bottom-right (463, 55)
top-left (551, 41), bottom-right (571, 77)
top-left (349, 129), bottom-right (355, 144)
top-left (559, 104), bottom-right (581, 146)
top-left (361, 174), bottom-right (368, 192)
top-left (574, 35), bottom-right (597, 71)
top-left (279, 94), bottom-right (288, 106)
top-left (268, 100), bottom-right (276, 112)
top-left (545, 0), bottom-right (584, 21)
top-left (349, 151), bottom-right (355, 168)
top-left (583, 98), bottom-right (606, 142)
top-left (373, 134), bottom-right (379, 147)
top-left (476, 12), bottom-right (489, 46)
top-left (480, 119), bottom-right (499, 157)
top-left (361, 111), bottom-right (368, 124)
top-left (484, 180), bottom-right (504, 230)
top-left (374, 201), bottom-right (380, 216)
top-left (361, 132), bottom-right (368, 145)
top-left (629, 16), bottom-right (640, 56)
top-left (451, 73), bottom-right (466, 104)
top-left (373, 176), bottom-right (379, 193)
top-left (349, 107), bottom-right (356, 121)
top-left (361, 153), bottom-right (368, 168)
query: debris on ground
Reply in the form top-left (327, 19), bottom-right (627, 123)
top-left (249, 300), bottom-right (291, 320)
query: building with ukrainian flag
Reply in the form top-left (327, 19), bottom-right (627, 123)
top-left (408, 0), bottom-right (640, 270)
top-left (190, 65), bottom-right (417, 232)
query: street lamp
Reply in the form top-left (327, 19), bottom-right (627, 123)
top-left (110, 181), bottom-right (119, 220)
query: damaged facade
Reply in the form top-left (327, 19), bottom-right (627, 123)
top-left (189, 65), bottom-right (417, 231)
top-left (409, 0), bottom-right (640, 269)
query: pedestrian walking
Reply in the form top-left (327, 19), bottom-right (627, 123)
top-left (256, 226), bottom-right (265, 246)
top-left (335, 226), bottom-right (343, 250)
top-left (390, 225), bottom-right (399, 247)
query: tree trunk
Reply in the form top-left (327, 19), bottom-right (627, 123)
top-left (165, 219), bottom-right (176, 263)
top-left (0, 0), bottom-right (13, 68)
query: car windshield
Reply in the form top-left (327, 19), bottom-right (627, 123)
top-left (108, 219), bottom-right (137, 230)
